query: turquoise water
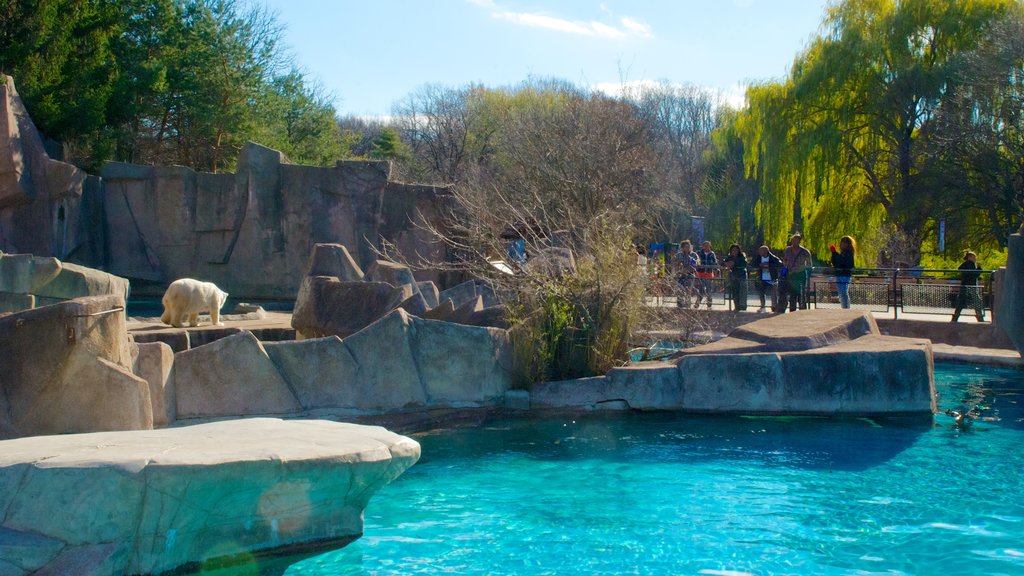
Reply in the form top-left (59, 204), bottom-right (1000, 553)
top-left (287, 364), bottom-right (1024, 575)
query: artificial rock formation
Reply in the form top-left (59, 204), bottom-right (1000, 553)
top-left (532, 309), bottom-right (936, 416)
top-left (99, 144), bottom-right (449, 298)
top-left (996, 230), bottom-right (1024, 357)
top-left (291, 243), bottom-right (505, 339)
top-left (0, 75), bottom-right (454, 299)
top-left (0, 418), bottom-right (420, 576)
top-left (0, 76), bottom-right (100, 262)
top-left (171, 308), bottom-right (513, 420)
top-left (0, 295), bottom-right (153, 439)
top-left (0, 252), bottom-right (130, 313)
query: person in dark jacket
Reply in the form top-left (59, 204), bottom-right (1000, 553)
top-left (673, 240), bottom-right (698, 308)
top-left (951, 251), bottom-right (985, 322)
top-left (779, 233), bottom-right (812, 312)
top-left (754, 245), bottom-right (783, 312)
top-left (723, 243), bottom-right (748, 311)
top-left (829, 235), bottom-right (856, 309)
top-left (695, 241), bottom-right (717, 309)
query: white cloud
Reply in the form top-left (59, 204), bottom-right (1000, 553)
top-left (620, 17), bottom-right (653, 38)
top-left (720, 82), bottom-right (748, 109)
top-left (591, 80), bottom-right (749, 110)
top-left (473, 1), bottom-right (652, 40)
top-left (591, 80), bottom-right (662, 99)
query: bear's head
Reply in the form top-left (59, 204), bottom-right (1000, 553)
top-left (217, 288), bottom-right (229, 311)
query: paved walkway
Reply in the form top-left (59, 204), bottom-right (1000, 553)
top-left (645, 296), bottom-right (989, 323)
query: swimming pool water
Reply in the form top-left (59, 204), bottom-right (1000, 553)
top-left (286, 364), bottom-right (1024, 575)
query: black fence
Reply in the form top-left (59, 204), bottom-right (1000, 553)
top-left (645, 266), bottom-right (996, 319)
top-left (808, 267), bottom-right (994, 319)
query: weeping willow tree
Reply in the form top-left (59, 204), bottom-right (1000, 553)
top-left (713, 0), bottom-right (1020, 267)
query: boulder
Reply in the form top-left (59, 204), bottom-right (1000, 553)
top-left (264, 336), bottom-right (360, 411)
top-left (172, 331), bottom-right (301, 419)
top-left (132, 342), bottom-right (174, 427)
top-left (407, 316), bottom-right (513, 405)
top-left (291, 275), bottom-right (412, 339)
top-left (532, 309), bottom-right (935, 416)
top-left (422, 298), bottom-right (455, 321)
top-left (0, 418), bottom-right (420, 576)
top-left (524, 247), bottom-right (576, 277)
top-left (32, 261), bottom-right (130, 302)
top-left (341, 309), bottom-right (428, 410)
top-left (438, 280), bottom-right (479, 309)
top-left (727, 308), bottom-right (878, 351)
top-left (0, 293), bottom-right (33, 314)
top-left (306, 243), bottom-right (364, 281)
top-left (365, 260), bottom-right (418, 291)
top-left (448, 294), bottom-right (484, 324)
top-left (417, 280), bottom-right (440, 309)
top-left (0, 295), bottom-right (152, 439)
top-left (397, 291), bottom-right (430, 317)
top-left (0, 254), bottom-right (60, 294)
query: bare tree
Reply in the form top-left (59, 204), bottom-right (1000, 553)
top-left (390, 83), bottom-right (497, 183)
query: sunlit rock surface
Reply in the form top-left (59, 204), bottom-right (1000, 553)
top-left (0, 418), bottom-right (420, 575)
top-left (532, 309), bottom-right (936, 416)
top-left (0, 295), bottom-right (151, 439)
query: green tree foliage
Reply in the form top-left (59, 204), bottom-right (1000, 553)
top-left (253, 70), bottom-right (345, 166)
top-left (1, 0), bottom-right (344, 171)
top-left (711, 0), bottom-right (1022, 266)
top-left (370, 127), bottom-right (410, 161)
top-left (0, 0), bottom-right (120, 162)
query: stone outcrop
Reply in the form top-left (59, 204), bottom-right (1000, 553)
top-left (0, 418), bottom-right (420, 576)
top-left (98, 145), bottom-right (450, 298)
top-left (292, 275), bottom-right (413, 339)
top-left (0, 252), bottom-right (128, 313)
top-left (0, 76), bottom-right (456, 299)
top-left (131, 342), bottom-right (174, 427)
top-left (995, 231), bottom-right (1024, 357)
top-left (532, 309), bottom-right (935, 416)
top-left (173, 309), bottom-right (513, 420)
top-left (306, 242), bottom-right (364, 281)
top-left (0, 76), bottom-right (100, 263)
top-left (0, 295), bottom-right (153, 439)
top-left (292, 246), bottom-right (508, 338)
top-left (173, 331), bottom-right (302, 419)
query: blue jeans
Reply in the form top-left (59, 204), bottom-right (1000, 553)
top-left (837, 278), bottom-right (851, 308)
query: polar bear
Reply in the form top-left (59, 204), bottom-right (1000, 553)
top-left (160, 278), bottom-right (229, 327)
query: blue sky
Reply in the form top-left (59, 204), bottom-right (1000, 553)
top-left (259, 0), bottom-right (832, 117)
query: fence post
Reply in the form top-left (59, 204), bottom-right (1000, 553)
top-left (892, 268), bottom-right (899, 319)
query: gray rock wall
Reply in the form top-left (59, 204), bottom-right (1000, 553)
top-left (995, 232), bottom-right (1024, 357)
top-left (0, 76), bottom-right (101, 262)
top-left (170, 309), bottom-right (514, 421)
top-left (100, 146), bottom-right (450, 298)
top-left (0, 76), bottom-right (453, 299)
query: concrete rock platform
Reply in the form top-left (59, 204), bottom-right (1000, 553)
top-left (534, 309), bottom-right (937, 416)
top-left (0, 418), bottom-right (420, 576)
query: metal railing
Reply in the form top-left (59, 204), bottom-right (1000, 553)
top-left (807, 267), bottom-right (995, 319)
top-left (644, 265), bottom-right (996, 319)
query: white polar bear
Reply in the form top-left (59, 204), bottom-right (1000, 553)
top-left (160, 278), bottom-right (229, 327)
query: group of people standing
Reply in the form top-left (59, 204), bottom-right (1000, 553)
top-left (669, 233), bottom-right (858, 312)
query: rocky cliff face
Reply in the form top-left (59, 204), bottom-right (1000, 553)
top-left (0, 75), bottom-right (453, 299)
